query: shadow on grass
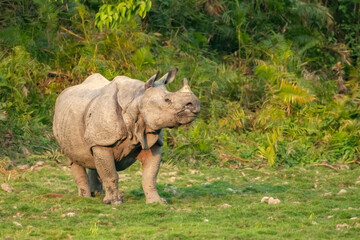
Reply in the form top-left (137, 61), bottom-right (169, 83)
top-left (128, 180), bottom-right (291, 200)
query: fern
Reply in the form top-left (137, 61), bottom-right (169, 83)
top-left (291, 1), bottom-right (333, 28)
top-left (220, 102), bottom-right (245, 132)
top-left (276, 79), bottom-right (315, 105)
top-left (258, 128), bottom-right (283, 167)
top-left (254, 103), bottom-right (286, 130)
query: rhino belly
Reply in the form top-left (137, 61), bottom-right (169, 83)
top-left (113, 141), bottom-right (142, 171)
top-left (115, 154), bottom-right (137, 171)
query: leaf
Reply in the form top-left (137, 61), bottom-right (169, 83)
top-left (258, 129), bottom-right (282, 167)
top-left (276, 79), bottom-right (315, 105)
top-left (95, 1), bottom-right (152, 31)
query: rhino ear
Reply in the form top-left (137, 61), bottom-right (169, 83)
top-left (155, 67), bottom-right (178, 86)
top-left (145, 71), bottom-right (160, 89)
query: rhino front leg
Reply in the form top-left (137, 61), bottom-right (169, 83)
top-left (137, 144), bottom-right (166, 204)
top-left (70, 160), bottom-right (91, 197)
top-left (92, 146), bottom-right (123, 205)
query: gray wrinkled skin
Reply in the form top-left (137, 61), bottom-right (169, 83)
top-left (53, 68), bottom-right (200, 205)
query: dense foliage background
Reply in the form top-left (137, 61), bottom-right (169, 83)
top-left (1, 0), bottom-right (359, 168)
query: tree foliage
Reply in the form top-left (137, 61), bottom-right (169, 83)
top-left (95, 0), bottom-right (152, 32)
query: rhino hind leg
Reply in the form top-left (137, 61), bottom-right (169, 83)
top-left (88, 169), bottom-right (104, 197)
top-left (70, 161), bottom-right (91, 197)
top-left (92, 146), bottom-right (123, 205)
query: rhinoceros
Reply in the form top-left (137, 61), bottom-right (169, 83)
top-left (53, 68), bottom-right (200, 205)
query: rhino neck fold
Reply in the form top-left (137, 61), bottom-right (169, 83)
top-left (122, 98), bottom-right (159, 150)
top-left (121, 97), bottom-right (141, 140)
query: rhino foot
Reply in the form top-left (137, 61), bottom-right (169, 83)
top-left (103, 192), bottom-right (124, 205)
top-left (146, 197), bottom-right (167, 204)
top-left (103, 196), bottom-right (124, 205)
top-left (104, 198), bottom-right (123, 205)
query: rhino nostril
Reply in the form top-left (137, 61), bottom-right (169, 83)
top-left (185, 102), bottom-right (194, 109)
top-left (165, 98), bottom-right (172, 104)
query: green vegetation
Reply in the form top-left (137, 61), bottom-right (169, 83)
top-left (1, 2), bottom-right (360, 239)
top-left (1, 161), bottom-right (360, 239)
top-left (0, 1), bottom-right (359, 166)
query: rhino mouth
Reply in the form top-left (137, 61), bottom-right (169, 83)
top-left (175, 109), bottom-right (199, 125)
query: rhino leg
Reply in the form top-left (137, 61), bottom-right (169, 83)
top-left (88, 169), bottom-right (103, 197)
top-left (137, 144), bottom-right (166, 204)
top-left (92, 146), bottom-right (123, 205)
top-left (70, 160), bottom-right (91, 197)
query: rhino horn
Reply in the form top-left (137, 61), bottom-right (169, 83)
top-left (179, 78), bottom-right (192, 92)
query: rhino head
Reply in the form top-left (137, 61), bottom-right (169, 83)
top-left (140, 68), bottom-right (200, 131)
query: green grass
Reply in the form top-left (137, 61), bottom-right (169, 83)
top-left (1, 160), bottom-right (360, 239)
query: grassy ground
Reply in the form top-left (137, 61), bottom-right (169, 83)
top-left (1, 159), bottom-right (359, 239)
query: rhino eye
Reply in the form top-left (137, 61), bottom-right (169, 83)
top-left (165, 98), bottom-right (172, 104)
